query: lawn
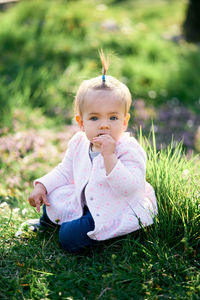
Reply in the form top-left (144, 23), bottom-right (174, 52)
top-left (0, 0), bottom-right (200, 299)
top-left (1, 118), bottom-right (199, 299)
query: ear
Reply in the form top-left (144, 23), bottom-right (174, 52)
top-left (75, 115), bottom-right (84, 131)
top-left (123, 113), bottom-right (130, 131)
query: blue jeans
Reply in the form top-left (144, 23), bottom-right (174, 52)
top-left (40, 205), bottom-right (98, 253)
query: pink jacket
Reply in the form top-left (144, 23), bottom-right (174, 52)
top-left (36, 131), bottom-right (157, 241)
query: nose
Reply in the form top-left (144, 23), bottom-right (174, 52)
top-left (99, 120), bottom-right (110, 129)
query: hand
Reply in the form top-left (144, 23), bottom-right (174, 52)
top-left (28, 183), bottom-right (50, 213)
top-left (92, 134), bottom-right (116, 157)
top-left (93, 134), bottom-right (118, 175)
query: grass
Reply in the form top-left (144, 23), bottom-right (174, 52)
top-left (0, 117), bottom-right (200, 299)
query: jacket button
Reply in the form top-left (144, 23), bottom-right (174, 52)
top-left (90, 197), bottom-right (93, 200)
top-left (96, 213), bottom-right (100, 217)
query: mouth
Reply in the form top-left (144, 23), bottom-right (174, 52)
top-left (97, 133), bottom-right (107, 137)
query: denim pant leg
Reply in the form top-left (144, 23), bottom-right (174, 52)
top-left (59, 207), bottom-right (98, 253)
top-left (40, 205), bottom-right (60, 229)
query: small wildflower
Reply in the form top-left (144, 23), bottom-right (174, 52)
top-left (182, 169), bottom-right (189, 178)
top-left (0, 202), bottom-right (8, 208)
top-left (22, 208), bottom-right (28, 215)
top-left (148, 90), bottom-right (157, 99)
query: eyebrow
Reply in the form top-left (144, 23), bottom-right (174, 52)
top-left (88, 112), bottom-right (120, 115)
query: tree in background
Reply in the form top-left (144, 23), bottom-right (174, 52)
top-left (183, 0), bottom-right (200, 42)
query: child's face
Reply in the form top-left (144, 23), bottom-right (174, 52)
top-left (76, 90), bottom-right (130, 145)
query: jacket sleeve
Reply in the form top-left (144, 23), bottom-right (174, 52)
top-left (106, 142), bottom-right (146, 197)
top-left (34, 133), bottom-right (78, 194)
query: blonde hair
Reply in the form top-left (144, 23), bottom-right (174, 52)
top-left (74, 50), bottom-right (132, 116)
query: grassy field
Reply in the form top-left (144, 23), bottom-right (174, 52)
top-left (0, 119), bottom-right (200, 299)
top-left (0, 0), bottom-right (200, 299)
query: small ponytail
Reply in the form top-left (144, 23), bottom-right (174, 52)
top-left (74, 50), bottom-right (132, 116)
top-left (99, 48), bottom-right (109, 83)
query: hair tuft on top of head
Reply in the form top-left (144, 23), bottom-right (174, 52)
top-left (74, 50), bottom-right (132, 116)
top-left (99, 48), bottom-right (109, 76)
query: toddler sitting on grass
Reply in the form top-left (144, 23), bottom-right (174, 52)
top-left (18, 51), bottom-right (157, 253)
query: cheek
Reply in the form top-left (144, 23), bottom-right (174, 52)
top-left (112, 125), bottom-right (124, 137)
top-left (84, 123), bottom-right (96, 134)
top-left (115, 122), bottom-right (124, 130)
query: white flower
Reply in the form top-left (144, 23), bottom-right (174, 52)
top-left (13, 208), bottom-right (20, 214)
top-left (182, 169), bottom-right (189, 178)
top-left (0, 202), bottom-right (9, 208)
top-left (148, 90), bottom-right (157, 99)
top-left (22, 208), bottom-right (28, 215)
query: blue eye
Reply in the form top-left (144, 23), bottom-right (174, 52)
top-left (110, 116), bottom-right (118, 120)
top-left (90, 116), bottom-right (98, 121)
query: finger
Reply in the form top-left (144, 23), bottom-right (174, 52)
top-left (34, 197), bottom-right (41, 213)
top-left (93, 135), bottom-right (113, 142)
top-left (92, 137), bottom-right (103, 144)
top-left (92, 140), bottom-right (102, 147)
top-left (36, 204), bottom-right (40, 213)
top-left (42, 195), bottom-right (50, 206)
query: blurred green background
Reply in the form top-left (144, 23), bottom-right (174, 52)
top-left (0, 0), bottom-right (200, 151)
